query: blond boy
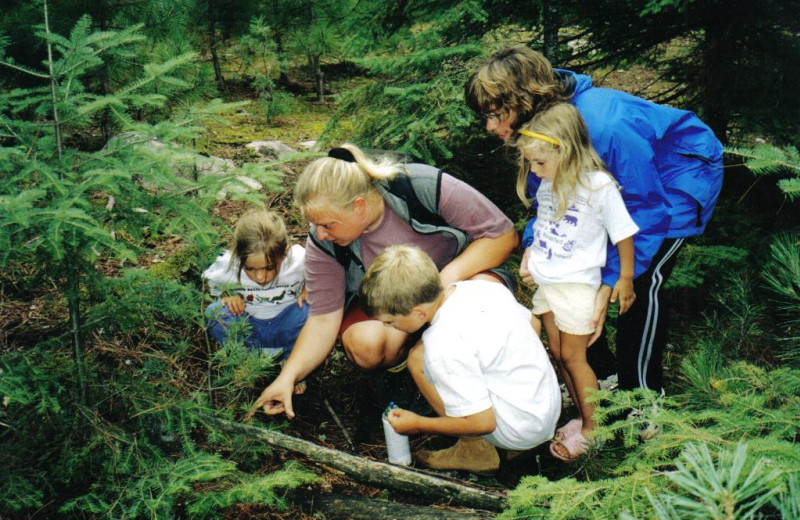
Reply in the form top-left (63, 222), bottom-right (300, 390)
top-left (360, 245), bottom-right (561, 473)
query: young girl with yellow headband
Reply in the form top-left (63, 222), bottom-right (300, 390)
top-left (515, 103), bottom-right (638, 461)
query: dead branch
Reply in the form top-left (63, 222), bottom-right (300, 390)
top-left (204, 415), bottom-right (507, 512)
top-left (287, 488), bottom-right (495, 519)
top-left (324, 398), bottom-right (358, 454)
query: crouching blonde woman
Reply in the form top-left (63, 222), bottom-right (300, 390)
top-left (248, 144), bottom-right (518, 473)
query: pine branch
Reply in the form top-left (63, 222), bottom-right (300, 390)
top-left (725, 145), bottom-right (800, 176)
top-left (0, 59), bottom-right (50, 79)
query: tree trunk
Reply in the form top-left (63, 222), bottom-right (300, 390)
top-left (700, 5), bottom-right (729, 143)
top-left (205, 416), bottom-right (507, 512)
top-left (96, 0), bottom-right (113, 141)
top-left (43, 0), bottom-right (63, 160)
top-left (65, 256), bottom-right (87, 404)
top-left (312, 53), bottom-right (324, 101)
top-left (275, 30), bottom-right (290, 87)
top-left (208, 0), bottom-right (224, 90)
top-left (306, 0), bottom-right (323, 101)
top-left (542, 0), bottom-right (560, 65)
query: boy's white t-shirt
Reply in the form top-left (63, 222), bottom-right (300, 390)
top-left (527, 170), bottom-right (639, 288)
top-left (202, 244), bottom-right (305, 320)
top-left (422, 281), bottom-right (561, 450)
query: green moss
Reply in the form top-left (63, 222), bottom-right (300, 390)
top-left (147, 244), bottom-right (212, 283)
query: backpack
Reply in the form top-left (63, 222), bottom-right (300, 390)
top-left (309, 163), bottom-right (472, 303)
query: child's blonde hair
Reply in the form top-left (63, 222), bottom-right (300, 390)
top-left (515, 103), bottom-right (611, 218)
top-left (359, 245), bottom-right (443, 317)
top-left (294, 143), bottom-right (407, 216)
top-left (230, 209), bottom-right (288, 282)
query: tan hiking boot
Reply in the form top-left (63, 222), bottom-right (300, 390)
top-left (415, 437), bottom-right (500, 475)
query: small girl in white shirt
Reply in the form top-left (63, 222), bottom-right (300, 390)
top-left (516, 104), bottom-right (638, 461)
top-left (203, 209), bottom-right (308, 362)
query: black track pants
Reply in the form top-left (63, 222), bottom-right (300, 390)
top-left (616, 237), bottom-right (685, 392)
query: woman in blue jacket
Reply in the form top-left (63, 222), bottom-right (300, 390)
top-left (465, 45), bottom-right (723, 393)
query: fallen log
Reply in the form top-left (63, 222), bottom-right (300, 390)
top-left (287, 488), bottom-right (495, 519)
top-left (204, 415), bottom-right (508, 512)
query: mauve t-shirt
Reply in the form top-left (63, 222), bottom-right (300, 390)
top-left (305, 173), bottom-right (513, 315)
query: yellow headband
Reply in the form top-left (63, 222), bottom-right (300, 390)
top-left (518, 130), bottom-right (560, 147)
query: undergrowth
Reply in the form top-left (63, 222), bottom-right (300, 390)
top-left (2, 6), bottom-right (800, 519)
top-left (0, 267), bottom-right (320, 518)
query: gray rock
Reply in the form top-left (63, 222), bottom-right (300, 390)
top-left (105, 133), bottom-right (260, 200)
top-left (245, 140), bottom-right (297, 159)
top-left (216, 176), bottom-right (263, 199)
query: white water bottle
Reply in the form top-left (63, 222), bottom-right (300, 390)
top-left (382, 401), bottom-right (411, 465)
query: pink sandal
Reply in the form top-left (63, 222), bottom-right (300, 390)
top-left (553, 418), bottom-right (582, 442)
top-left (549, 430), bottom-right (590, 462)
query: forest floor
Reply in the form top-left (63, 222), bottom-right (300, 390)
top-left (0, 63), bottom-right (679, 519)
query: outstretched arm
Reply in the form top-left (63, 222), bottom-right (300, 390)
top-left (246, 309), bottom-right (342, 420)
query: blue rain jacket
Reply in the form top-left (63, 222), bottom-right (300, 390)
top-left (522, 70), bottom-right (724, 287)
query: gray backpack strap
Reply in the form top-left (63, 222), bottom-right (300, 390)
top-left (385, 164), bottom-right (445, 227)
top-left (310, 163), bottom-right (472, 304)
top-left (378, 164), bottom-right (470, 254)
top-left (379, 163), bottom-right (441, 225)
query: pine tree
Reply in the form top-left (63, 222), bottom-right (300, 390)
top-left (0, 6), bottom-right (310, 516)
top-left (1, 5), bottom-right (210, 390)
top-left (761, 233), bottom-right (800, 366)
top-left (571, 0), bottom-right (800, 143)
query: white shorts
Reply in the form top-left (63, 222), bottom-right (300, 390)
top-left (531, 283), bottom-right (597, 335)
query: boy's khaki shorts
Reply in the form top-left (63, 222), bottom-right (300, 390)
top-left (532, 283), bottom-right (597, 336)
